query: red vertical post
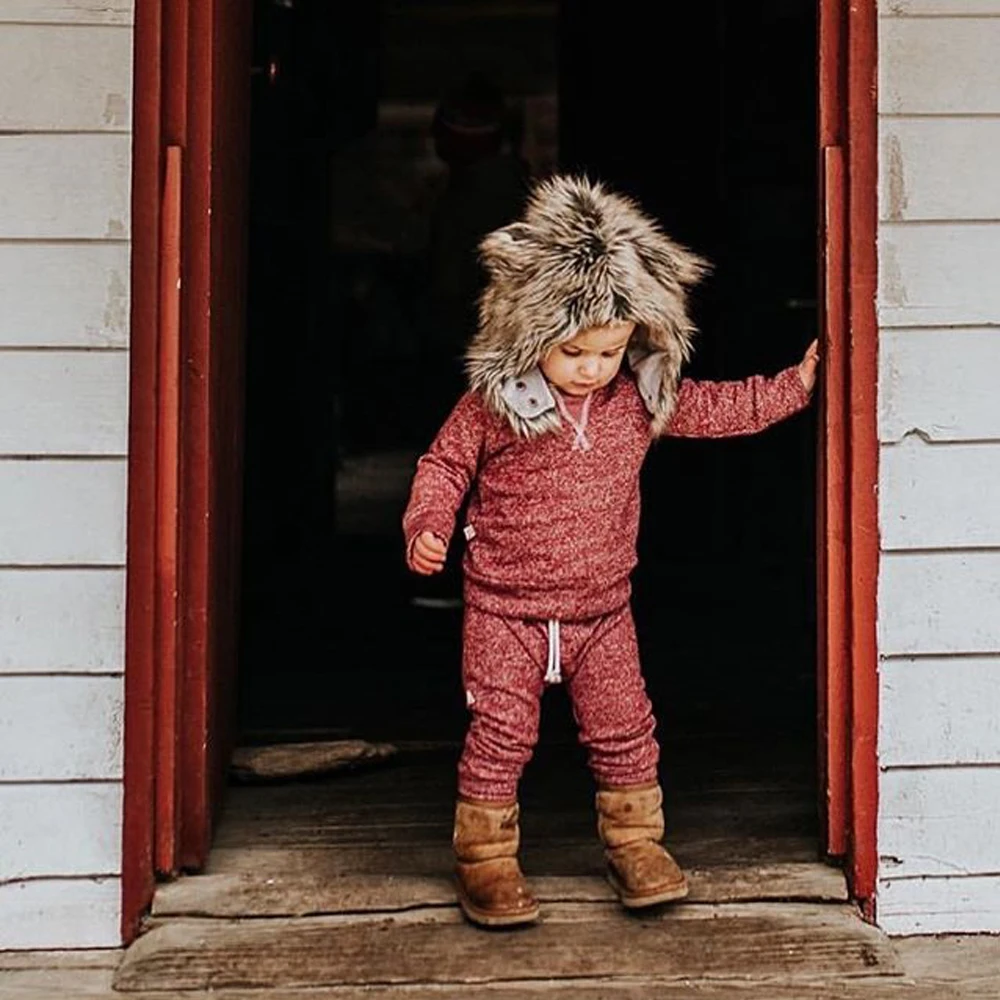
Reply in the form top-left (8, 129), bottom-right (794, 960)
top-left (846, 0), bottom-right (880, 916)
top-left (122, 0), bottom-right (163, 943)
top-left (817, 0), bottom-right (850, 861)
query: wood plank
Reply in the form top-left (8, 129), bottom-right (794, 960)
top-left (0, 782), bottom-right (121, 879)
top-left (880, 120), bottom-right (1000, 222)
top-left (152, 865), bottom-right (846, 919)
top-left (879, 767), bottom-right (1000, 878)
top-left (0, 876), bottom-right (120, 949)
top-left (879, 874), bottom-right (1000, 935)
top-left (893, 933), bottom-right (1000, 982)
top-left (0, 1), bottom-right (131, 24)
top-left (0, 24), bottom-right (131, 131)
top-left (0, 972), bottom-right (966, 1000)
top-left (880, 18), bottom-right (1000, 113)
top-left (0, 244), bottom-right (129, 347)
top-left (878, 223), bottom-right (1000, 327)
top-left (0, 351), bottom-right (128, 455)
top-left (879, 329), bottom-right (1000, 443)
top-left (0, 134), bottom-right (130, 239)
top-left (0, 675), bottom-right (122, 780)
top-left (878, 551), bottom-right (1000, 655)
top-left (212, 792), bottom-right (814, 847)
top-left (881, 657), bottom-right (1000, 766)
top-left (880, 440), bottom-right (1000, 549)
top-left (112, 902), bottom-right (901, 991)
top-left (0, 459), bottom-right (126, 564)
top-left (203, 836), bottom-right (819, 879)
top-left (0, 568), bottom-right (124, 672)
top-left (880, 1), bottom-right (1000, 13)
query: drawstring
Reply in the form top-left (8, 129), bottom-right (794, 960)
top-left (554, 391), bottom-right (593, 451)
top-left (545, 619), bottom-right (562, 685)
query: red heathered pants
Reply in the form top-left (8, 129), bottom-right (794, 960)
top-left (457, 603), bottom-right (660, 802)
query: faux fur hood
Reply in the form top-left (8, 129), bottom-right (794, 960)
top-left (465, 174), bottom-right (710, 438)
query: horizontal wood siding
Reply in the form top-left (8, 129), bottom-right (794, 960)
top-left (879, 329), bottom-right (1000, 442)
top-left (880, 657), bottom-right (1000, 766)
top-left (0, 783), bottom-right (122, 879)
top-left (877, 2), bottom-right (1000, 933)
top-left (0, 24), bottom-right (132, 130)
top-left (0, 352), bottom-right (128, 455)
top-left (0, 675), bottom-right (123, 780)
top-left (0, 3), bottom-right (132, 949)
top-left (0, 568), bottom-right (124, 673)
top-left (0, 244), bottom-right (130, 347)
top-left (0, 878), bottom-right (121, 951)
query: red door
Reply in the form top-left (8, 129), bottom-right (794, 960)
top-left (122, 0), bottom-right (252, 941)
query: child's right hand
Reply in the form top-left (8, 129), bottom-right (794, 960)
top-left (409, 530), bottom-right (448, 575)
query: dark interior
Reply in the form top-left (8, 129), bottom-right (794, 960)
top-left (237, 0), bottom-right (818, 815)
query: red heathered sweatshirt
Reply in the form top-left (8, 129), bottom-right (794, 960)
top-left (403, 365), bottom-right (810, 622)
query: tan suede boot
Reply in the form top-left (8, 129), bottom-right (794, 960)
top-left (453, 797), bottom-right (540, 927)
top-left (596, 782), bottom-right (689, 908)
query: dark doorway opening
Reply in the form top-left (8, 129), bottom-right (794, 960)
top-left (236, 0), bottom-right (818, 844)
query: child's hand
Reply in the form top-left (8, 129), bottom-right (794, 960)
top-left (409, 530), bottom-right (448, 575)
top-left (798, 339), bottom-right (820, 394)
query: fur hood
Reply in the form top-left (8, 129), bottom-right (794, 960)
top-left (465, 174), bottom-right (710, 437)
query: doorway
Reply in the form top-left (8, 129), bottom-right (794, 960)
top-left (235, 0), bottom-right (819, 842)
top-left (125, 0), bottom-right (885, 946)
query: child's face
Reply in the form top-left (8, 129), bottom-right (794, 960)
top-left (540, 320), bottom-right (636, 396)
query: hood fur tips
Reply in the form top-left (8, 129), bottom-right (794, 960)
top-left (466, 174), bottom-right (710, 437)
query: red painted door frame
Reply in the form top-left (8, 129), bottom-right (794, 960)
top-left (122, 0), bottom-right (251, 942)
top-left (122, 0), bottom-right (879, 941)
top-left (817, 0), bottom-right (880, 917)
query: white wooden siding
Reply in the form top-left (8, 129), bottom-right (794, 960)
top-left (879, 552), bottom-right (1000, 656)
top-left (0, 878), bottom-right (121, 951)
top-left (878, 876), bottom-right (1000, 936)
top-left (881, 18), bottom-right (1000, 113)
top-left (0, 676), bottom-right (123, 780)
top-left (878, 3), bottom-right (1000, 934)
top-left (0, 24), bottom-right (132, 130)
top-left (0, 1), bottom-right (134, 949)
top-left (880, 1), bottom-right (1000, 15)
top-left (0, 352), bottom-right (128, 455)
top-left (0, 783), bottom-right (122, 879)
top-left (0, 1), bottom-right (131, 24)
top-left (880, 440), bottom-right (1000, 549)
top-left (0, 569), bottom-right (125, 673)
top-left (0, 245), bottom-right (130, 347)
top-left (880, 329), bottom-right (1000, 443)
top-left (0, 135), bottom-right (131, 239)
top-left (0, 460), bottom-right (127, 564)
top-left (881, 657), bottom-right (1000, 766)
top-left (879, 768), bottom-right (1000, 878)
top-left (879, 224), bottom-right (1000, 327)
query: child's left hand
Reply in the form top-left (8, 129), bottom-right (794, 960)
top-left (798, 339), bottom-right (820, 394)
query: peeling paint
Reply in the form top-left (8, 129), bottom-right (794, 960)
top-left (103, 268), bottom-right (127, 338)
top-left (103, 94), bottom-right (128, 128)
top-left (883, 132), bottom-right (908, 223)
top-left (880, 240), bottom-right (908, 308)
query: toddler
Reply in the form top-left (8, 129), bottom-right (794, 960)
top-left (402, 174), bottom-right (818, 927)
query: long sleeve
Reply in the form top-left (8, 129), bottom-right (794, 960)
top-left (402, 391), bottom-right (486, 551)
top-left (662, 364), bottom-right (811, 439)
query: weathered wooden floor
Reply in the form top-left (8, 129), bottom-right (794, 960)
top-left (6, 741), bottom-right (1000, 998)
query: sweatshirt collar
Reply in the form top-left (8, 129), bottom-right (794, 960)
top-left (498, 351), bottom-right (663, 422)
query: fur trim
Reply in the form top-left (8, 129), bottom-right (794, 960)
top-left (466, 174), bottom-right (710, 436)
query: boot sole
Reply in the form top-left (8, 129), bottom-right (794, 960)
top-left (456, 887), bottom-right (541, 928)
top-left (608, 871), bottom-right (690, 909)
